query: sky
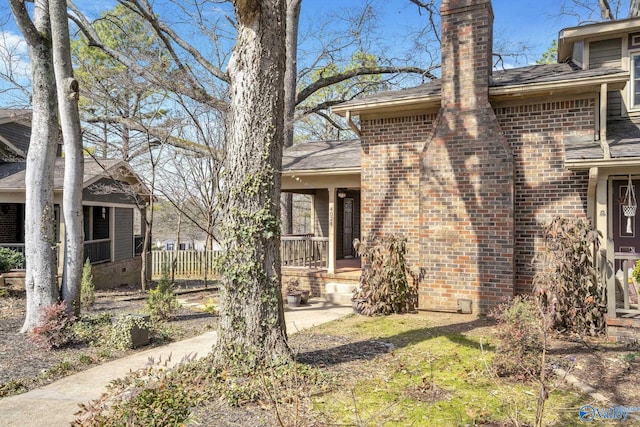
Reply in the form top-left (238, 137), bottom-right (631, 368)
top-left (0, 0), bottom-right (626, 107)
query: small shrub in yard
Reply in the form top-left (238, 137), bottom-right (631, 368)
top-left (80, 258), bottom-right (95, 309)
top-left (0, 247), bottom-right (24, 273)
top-left (31, 301), bottom-right (76, 350)
top-left (490, 296), bottom-right (543, 380)
top-left (146, 267), bottom-right (179, 321)
top-left (352, 234), bottom-right (418, 315)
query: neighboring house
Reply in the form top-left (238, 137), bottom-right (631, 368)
top-left (0, 109), bottom-right (150, 289)
top-left (282, 0), bottom-right (640, 336)
top-left (156, 238), bottom-right (219, 252)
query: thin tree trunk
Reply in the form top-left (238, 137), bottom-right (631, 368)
top-left (280, 0), bottom-right (302, 236)
top-left (631, 0), bottom-right (640, 17)
top-left (10, 0), bottom-right (60, 332)
top-left (50, 0), bottom-right (84, 315)
top-left (215, 0), bottom-right (290, 367)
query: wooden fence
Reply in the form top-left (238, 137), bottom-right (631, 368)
top-left (151, 250), bottom-right (221, 279)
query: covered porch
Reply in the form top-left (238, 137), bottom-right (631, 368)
top-left (281, 140), bottom-right (362, 301)
top-left (576, 163), bottom-right (640, 340)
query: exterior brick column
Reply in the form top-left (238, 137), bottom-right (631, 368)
top-left (419, 0), bottom-right (514, 314)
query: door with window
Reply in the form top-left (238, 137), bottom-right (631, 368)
top-left (343, 198), bottom-right (354, 258)
top-left (612, 178), bottom-right (640, 269)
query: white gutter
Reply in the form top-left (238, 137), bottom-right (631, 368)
top-left (282, 167), bottom-right (361, 176)
top-left (566, 157), bottom-right (640, 170)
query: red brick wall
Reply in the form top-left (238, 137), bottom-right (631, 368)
top-left (495, 99), bottom-right (594, 295)
top-left (360, 114), bottom-right (438, 267)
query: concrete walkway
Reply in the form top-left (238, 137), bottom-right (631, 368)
top-left (0, 301), bottom-right (352, 427)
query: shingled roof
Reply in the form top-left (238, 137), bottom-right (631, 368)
top-left (334, 62), bottom-right (628, 110)
top-left (0, 158), bottom-right (133, 191)
top-left (282, 139), bottom-right (360, 172)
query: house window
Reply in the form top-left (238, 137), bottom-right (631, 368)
top-left (631, 53), bottom-right (640, 109)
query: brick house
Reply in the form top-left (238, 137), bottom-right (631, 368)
top-left (282, 0), bottom-right (640, 334)
top-left (0, 109), bottom-right (151, 289)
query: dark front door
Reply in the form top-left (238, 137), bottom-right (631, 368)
top-left (343, 197), bottom-right (354, 258)
top-left (613, 179), bottom-right (640, 269)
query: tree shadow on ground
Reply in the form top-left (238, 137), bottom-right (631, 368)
top-left (295, 315), bottom-right (494, 367)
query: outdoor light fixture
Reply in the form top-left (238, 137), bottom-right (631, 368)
top-left (337, 189), bottom-right (347, 198)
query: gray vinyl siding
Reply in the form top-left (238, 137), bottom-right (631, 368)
top-left (313, 190), bottom-right (329, 237)
top-left (589, 38), bottom-right (621, 69)
top-left (608, 90), bottom-right (622, 117)
top-left (114, 208), bottom-right (134, 261)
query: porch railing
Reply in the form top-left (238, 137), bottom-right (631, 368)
top-left (0, 243), bottom-right (26, 269)
top-left (281, 234), bottom-right (328, 268)
top-left (84, 239), bottom-right (111, 264)
top-left (604, 244), bottom-right (640, 318)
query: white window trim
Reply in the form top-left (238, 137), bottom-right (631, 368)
top-left (629, 51), bottom-right (640, 111)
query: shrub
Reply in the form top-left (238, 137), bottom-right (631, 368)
top-left (490, 296), bottom-right (543, 379)
top-left (0, 247), bottom-right (24, 274)
top-left (80, 258), bottom-right (96, 310)
top-left (352, 235), bottom-right (417, 316)
top-left (533, 216), bottom-right (606, 336)
top-left (108, 315), bottom-right (150, 350)
top-left (31, 301), bottom-right (76, 350)
top-left (145, 267), bottom-right (179, 321)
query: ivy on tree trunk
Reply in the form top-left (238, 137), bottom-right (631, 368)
top-left (214, 0), bottom-right (290, 367)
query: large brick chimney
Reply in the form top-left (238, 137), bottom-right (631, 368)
top-left (419, 0), bottom-right (514, 314)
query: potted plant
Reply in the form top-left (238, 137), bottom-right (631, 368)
top-left (0, 247), bottom-right (25, 288)
top-left (286, 281), bottom-right (302, 307)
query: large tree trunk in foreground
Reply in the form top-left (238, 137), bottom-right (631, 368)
top-left (50, 0), bottom-right (84, 315)
top-left (215, 0), bottom-right (290, 366)
top-left (10, 0), bottom-right (60, 333)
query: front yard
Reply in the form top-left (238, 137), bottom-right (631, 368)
top-left (2, 285), bottom-right (640, 426)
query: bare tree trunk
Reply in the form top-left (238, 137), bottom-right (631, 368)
top-left (10, 0), bottom-right (60, 332)
top-left (631, 0), bottom-right (640, 17)
top-left (215, 0), bottom-right (290, 367)
top-left (50, 0), bottom-right (84, 315)
top-left (280, 0), bottom-right (302, 236)
top-left (172, 209), bottom-right (182, 283)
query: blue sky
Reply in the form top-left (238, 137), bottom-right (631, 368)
top-left (0, 0), bottom-right (623, 107)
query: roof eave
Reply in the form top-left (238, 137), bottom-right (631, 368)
top-left (566, 157), bottom-right (640, 170)
top-left (332, 73), bottom-right (629, 117)
top-left (558, 17), bottom-right (640, 62)
top-left (282, 167), bottom-right (361, 176)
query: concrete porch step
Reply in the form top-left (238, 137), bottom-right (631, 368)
top-left (324, 282), bottom-right (357, 306)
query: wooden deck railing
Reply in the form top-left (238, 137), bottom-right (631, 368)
top-left (281, 234), bottom-right (328, 268)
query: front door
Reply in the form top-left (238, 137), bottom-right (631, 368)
top-left (343, 197), bottom-right (354, 258)
top-left (612, 178), bottom-right (640, 269)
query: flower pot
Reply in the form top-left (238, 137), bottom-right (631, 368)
top-left (300, 290), bottom-right (310, 304)
top-left (287, 292), bottom-right (302, 307)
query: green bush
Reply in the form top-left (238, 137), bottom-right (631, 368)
top-left (0, 247), bottom-right (24, 274)
top-left (490, 296), bottom-right (543, 379)
top-left (145, 268), bottom-right (179, 321)
top-left (80, 258), bottom-right (96, 310)
top-left (352, 235), bottom-right (417, 316)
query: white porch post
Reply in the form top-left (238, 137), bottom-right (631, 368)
top-left (328, 187), bottom-right (336, 274)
